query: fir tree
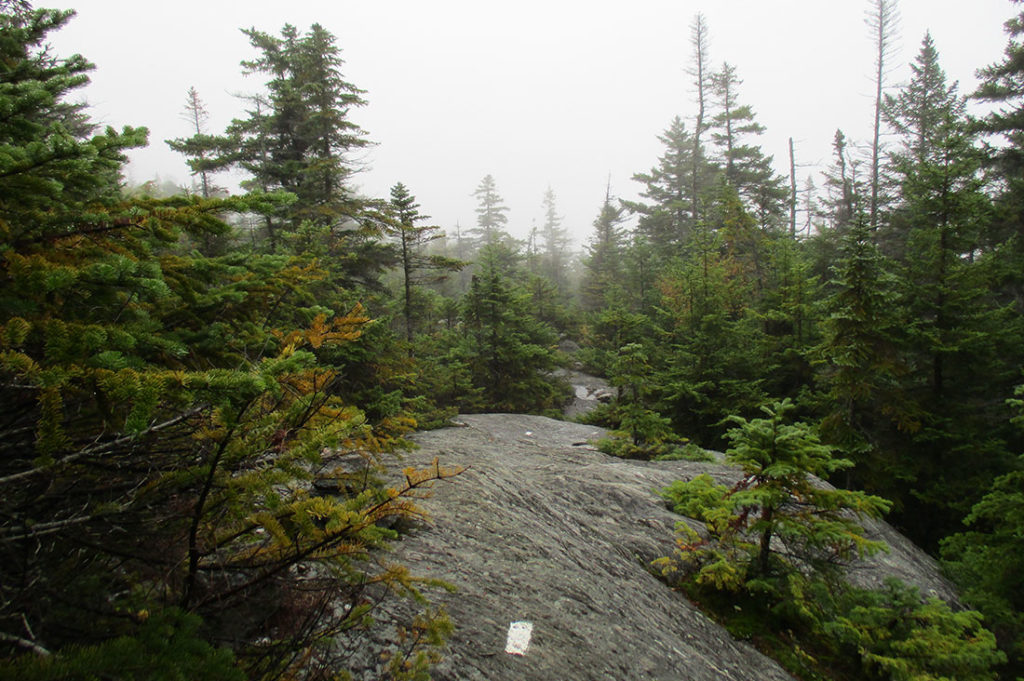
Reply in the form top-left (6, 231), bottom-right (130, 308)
top-left (469, 174), bottom-right (511, 248)
top-left (659, 399), bottom-right (890, 584)
top-left (538, 186), bottom-right (571, 294)
top-left (973, 0), bottom-right (1024, 182)
top-left (166, 87), bottom-right (221, 200)
top-left (709, 62), bottom-right (787, 228)
top-left (624, 116), bottom-right (698, 255)
top-left (580, 186), bottom-right (627, 311)
top-left (0, 13), bottom-right (454, 677)
top-left (458, 245), bottom-right (564, 413)
top-left (388, 182), bottom-right (464, 347)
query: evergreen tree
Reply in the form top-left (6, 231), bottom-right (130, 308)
top-left (869, 34), bottom-right (1017, 548)
top-left (387, 182), bottom-right (464, 347)
top-left (659, 399), bottom-right (890, 584)
top-left (758, 234), bottom-right (819, 399)
top-left (0, 12), bottom-right (453, 677)
top-left (469, 173), bottom-right (511, 247)
top-left (182, 22), bottom-right (385, 273)
top-left (457, 245), bottom-right (564, 413)
top-left (538, 186), bottom-right (571, 294)
top-left (815, 215), bottom-right (909, 496)
top-left (656, 185), bottom-right (769, 446)
top-left (166, 87), bottom-right (220, 199)
top-left (709, 62), bottom-right (787, 228)
top-left (580, 186), bottom-right (627, 311)
top-left (973, 0), bottom-right (1024, 318)
top-left (809, 130), bottom-right (865, 281)
top-left (941, 384), bottom-right (1024, 678)
top-left (624, 116), bottom-right (698, 254)
top-left (974, 0), bottom-right (1024, 184)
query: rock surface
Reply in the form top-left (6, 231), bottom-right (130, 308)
top-left (349, 414), bottom-right (955, 680)
top-left (554, 369), bottom-right (616, 420)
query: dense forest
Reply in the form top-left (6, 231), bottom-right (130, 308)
top-left (2, 0), bottom-right (1024, 679)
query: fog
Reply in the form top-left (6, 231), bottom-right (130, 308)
top-left (51, 0), bottom-right (1014, 245)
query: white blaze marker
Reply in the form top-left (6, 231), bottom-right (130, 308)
top-left (504, 621), bottom-right (533, 656)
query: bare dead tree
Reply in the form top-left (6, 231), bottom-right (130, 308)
top-left (688, 13), bottom-right (711, 225)
top-left (866, 0), bottom-right (900, 232)
top-left (789, 138), bottom-right (798, 238)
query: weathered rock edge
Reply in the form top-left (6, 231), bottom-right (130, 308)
top-left (347, 414), bottom-right (953, 681)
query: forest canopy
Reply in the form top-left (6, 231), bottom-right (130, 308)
top-left (3, 1), bottom-right (1024, 679)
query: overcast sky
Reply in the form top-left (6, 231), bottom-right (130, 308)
top-left (49, 0), bottom-right (1016, 246)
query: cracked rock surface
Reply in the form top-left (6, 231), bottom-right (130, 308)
top-left (349, 413), bottom-right (953, 681)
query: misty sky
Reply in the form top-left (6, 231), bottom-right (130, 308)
top-left (49, 0), bottom-right (1015, 246)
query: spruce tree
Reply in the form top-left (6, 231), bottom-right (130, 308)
top-left (660, 399), bottom-right (890, 583)
top-left (166, 87), bottom-right (221, 199)
top-left (815, 214), bottom-right (908, 495)
top-left (388, 182), bottom-right (464, 347)
top-left (580, 187), bottom-right (627, 311)
top-left (458, 245), bottom-right (564, 413)
top-left (0, 12), bottom-right (454, 677)
top-left (709, 62), bottom-right (787, 228)
top-left (538, 186), bottom-right (571, 294)
top-left (884, 34), bottom-right (1013, 547)
top-left (469, 174), bottom-right (511, 248)
top-left (656, 184), bottom-right (769, 446)
top-left (973, 0), bottom-right (1024, 183)
top-left (624, 116), bottom-right (697, 254)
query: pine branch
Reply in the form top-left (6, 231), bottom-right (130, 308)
top-left (0, 405), bottom-right (208, 485)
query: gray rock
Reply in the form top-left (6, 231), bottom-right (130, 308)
top-left (346, 413), bottom-right (954, 681)
top-left (555, 369), bottom-right (617, 421)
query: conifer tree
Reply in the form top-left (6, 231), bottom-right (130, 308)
top-left (941, 387), bottom-right (1024, 678)
top-left (538, 186), bottom-right (571, 293)
top-left (809, 130), bottom-right (864, 280)
top-left (0, 11), bottom-right (453, 677)
top-left (709, 62), bottom-right (787, 227)
top-left (624, 116), bottom-right (698, 254)
top-left (885, 35), bottom-right (993, 400)
top-left (166, 87), bottom-right (220, 199)
top-left (660, 399), bottom-right (890, 583)
top-left (815, 214), bottom-right (908, 494)
top-left (458, 245), bottom-right (564, 413)
top-left (175, 22), bottom-right (381, 270)
top-left (971, 0), bottom-right (1024, 316)
top-left (469, 174), bottom-right (511, 247)
top-left (581, 187), bottom-right (627, 311)
top-left (656, 184), bottom-right (769, 446)
top-left (883, 35), bottom-right (1014, 546)
top-left (388, 182), bottom-right (464, 346)
top-left (973, 0), bottom-right (1024, 182)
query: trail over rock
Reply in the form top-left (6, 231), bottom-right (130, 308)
top-left (350, 414), bottom-right (953, 681)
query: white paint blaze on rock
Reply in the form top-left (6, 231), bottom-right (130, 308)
top-left (505, 621), bottom-right (533, 656)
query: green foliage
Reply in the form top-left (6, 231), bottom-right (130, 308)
top-left (1, 11), bottom-right (455, 680)
top-left (468, 174), bottom-right (511, 248)
top-left (457, 244), bottom-right (568, 414)
top-left (623, 116), bottom-right (700, 255)
top-left (653, 186), bottom-right (775, 447)
top-left (708, 62), bottom-right (788, 226)
top-left (655, 400), bottom-right (1002, 681)
top-left (580, 191), bottom-right (628, 312)
top-left (825, 579), bottom-right (1005, 681)
top-left (940, 386), bottom-right (1024, 678)
top-left (657, 399), bottom-right (890, 587)
top-left (1, 610), bottom-right (243, 681)
top-left (387, 181), bottom-right (465, 347)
